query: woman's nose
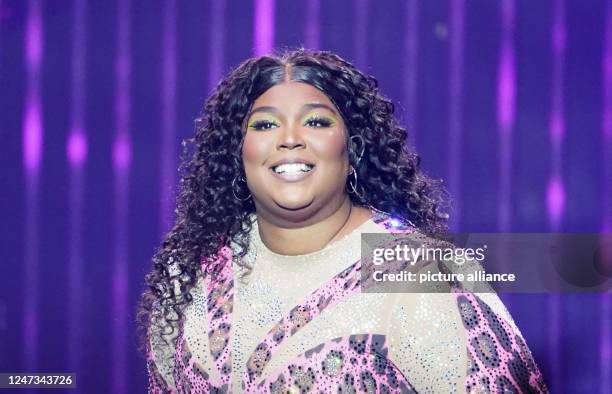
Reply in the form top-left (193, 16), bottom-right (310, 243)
top-left (277, 124), bottom-right (305, 150)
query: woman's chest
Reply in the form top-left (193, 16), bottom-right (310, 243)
top-left (180, 262), bottom-right (424, 393)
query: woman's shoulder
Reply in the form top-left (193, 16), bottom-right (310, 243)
top-left (384, 284), bottom-right (546, 392)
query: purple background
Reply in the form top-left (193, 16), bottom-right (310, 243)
top-left (1, 0), bottom-right (611, 392)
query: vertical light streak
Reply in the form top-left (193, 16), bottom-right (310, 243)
top-left (0, 0), bottom-right (5, 347)
top-left (66, 0), bottom-right (87, 373)
top-left (403, 0), bottom-right (419, 148)
top-left (403, 0), bottom-right (419, 147)
top-left (601, 2), bottom-right (612, 392)
top-left (22, 0), bottom-right (42, 372)
top-left (254, 0), bottom-right (274, 56)
top-left (602, 2), bottom-right (612, 235)
top-left (209, 0), bottom-right (225, 89)
top-left (305, 0), bottom-right (320, 50)
top-left (448, 0), bottom-right (464, 231)
top-left (354, 0), bottom-right (367, 69)
top-left (547, 0), bottom-right (566, 391)
top-left (112, 0), bottom-right (131, 392)
top-left (497, 0), bottom-right (516, 232)
top-left (495, 0), bottom-right (516, 337)
top-left (160, 0), bottom-right (176, 233)
top-left (548, 0), bottom-right (566, 230)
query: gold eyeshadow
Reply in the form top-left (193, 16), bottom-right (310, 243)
top-left (302, 114), bottom-right (337, 128)
top-left (247, 117), bottom-right (280, 131)
top-left (246, 113), bottom-right (338, 131)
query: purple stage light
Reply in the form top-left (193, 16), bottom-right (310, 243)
top-left (305, 0), bottom-right (320, 50)
top-left (497, 46), bottom-right (516, 131)
top-left (112, 0), bottom-right (132, 392)
top-left (353, 0), bottom-right (368, 69)
top-left (549, 111), bottom-right (565, 143)
top-left (497, 0), bottom-right (515, 232)
top-left (24, 1), bottom-right (41, 69)
top-left (448, 0), bottom-right (465, 231)
top-left (548, 0), bottom-right (566, 232)
top-left (254, 0), bottom-right (274, 55)
top-left (23, 0), bottom-right (43, 174)
top-left (112, 134), bottom-right (132, 171)
top-left (546, 175), bottom-right (566, 226)
top-left (603, 0), bottom-right (612, 234)
top-left (552, 3), bottom-right (566, 54)
top-left (22, 0), bottom-right (43, 373)
top-left (67, 0), bottom-right (87, 169)
top-left (160, 0), bottom-right (177, 233)
top-left (403, 0), bottom-right (419, 148)
top-left (67, 0), bottom-right (87, 374)
top-left (23, 101), bottom-right (42, 173)
top-left (547, 1), bottom-right (566, 392)
top-left (67, 130), bottom-right (88, 166)
top-left (497, 0), bottom-right (516, 132)
top-left (601, 2), bottom-right (612, 392)
top-left (209, 0), bottom-right (225, 89)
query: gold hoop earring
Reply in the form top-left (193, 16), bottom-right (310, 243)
top-left (232, 176), bottom-right (251, 202)
top-left (348, 166), bottom-right (361, 197)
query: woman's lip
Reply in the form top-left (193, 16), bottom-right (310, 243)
top-left (269, 162), bottom-right (315, 170)
top-left (269, 166), bottom-right (316, 182)
top-left (270, 158), bottom-right (314, 168)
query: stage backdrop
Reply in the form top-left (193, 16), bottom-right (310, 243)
top-left (1, 0), bottom-right (610, 393)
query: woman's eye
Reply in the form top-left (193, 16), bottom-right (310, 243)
top-left (304, 116), bottom-right (334, 128)
top-left (248, 120), bottom-right (279, 131)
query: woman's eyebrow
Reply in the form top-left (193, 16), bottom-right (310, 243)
top-left (248, 103), bottom-right (339, 118)
top-left (300, 103), bottom-right (338, 116)
top-left (249, 106), bottom-right (280, 116)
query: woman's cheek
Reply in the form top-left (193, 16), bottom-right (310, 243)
top-left (242, 134), bottom-right (268, 165)
top-left (311, 130), bottom-right (347, 159)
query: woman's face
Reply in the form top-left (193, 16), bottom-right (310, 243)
top-left (242, 81), bottom-right (350, 220)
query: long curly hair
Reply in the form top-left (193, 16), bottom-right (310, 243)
top-left (137, 48), bottom-right (449, 352)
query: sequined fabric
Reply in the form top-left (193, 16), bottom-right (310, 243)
top-left (146, 209), bottom-right (548, 393)
top-left (454, 289), bottom-right (549, 393)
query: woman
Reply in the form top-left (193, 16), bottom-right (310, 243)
top-left (139, 49), bottom-right (547, 393)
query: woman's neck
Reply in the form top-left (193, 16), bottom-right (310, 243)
top-left (255, 198), bottom-right (372, 256)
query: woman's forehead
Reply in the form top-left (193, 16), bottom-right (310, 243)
top-left (252, 81), bottom-right (336, 110)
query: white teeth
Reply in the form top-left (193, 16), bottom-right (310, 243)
top-left (273, 163), bottom-right (313, 174)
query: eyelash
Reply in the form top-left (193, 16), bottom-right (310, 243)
top-left (304, 116), bottom-right (334, 128)
top-left (248, 116), bottom-right (334, 131)
top-left (249, 120), bottom-right (279, 131)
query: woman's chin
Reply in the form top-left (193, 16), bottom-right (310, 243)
top-left (273, 199), bottom-right (314, 212)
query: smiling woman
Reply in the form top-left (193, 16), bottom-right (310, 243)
top-left (139, 49), bottom-right (548, 393)
top-left (242, 81), bottom-right (371, 255)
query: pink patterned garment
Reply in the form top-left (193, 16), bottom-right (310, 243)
top-left (146, 213), bottom-right (548, 393)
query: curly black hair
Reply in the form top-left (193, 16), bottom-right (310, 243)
top-left (137, 48), bottom-right (449, 353)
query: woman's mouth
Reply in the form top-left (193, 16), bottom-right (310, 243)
top-left (270, 163), bottom-right (315, 182)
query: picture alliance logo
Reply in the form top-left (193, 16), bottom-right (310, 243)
top-left (371, 244), bottom-right (488, 266)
